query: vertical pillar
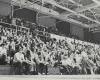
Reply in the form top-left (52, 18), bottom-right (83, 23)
top-left (11, 0), bottom-right (14, 24)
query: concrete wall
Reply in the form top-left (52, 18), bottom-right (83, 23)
top-left (93, 32), bottom-right (100, 43)
top-left (14, 8), bottom-right (36, 23)
top-left (56, 20), bottom-right (70, 36)
top-left (37, 15), bottom-right (56, 27)
top-left (70, 24), bottom-right (84, 40)
top-left (0, 2), bottom-right (11, 16)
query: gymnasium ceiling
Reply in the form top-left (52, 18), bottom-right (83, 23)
top-left (2, 0), bottom-right (100, 29)
top-left (38, 0), bottom-right (100, 28)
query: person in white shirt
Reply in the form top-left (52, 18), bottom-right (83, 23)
top-left (36, 51), bottom-right (45, 75)
top-left (22, 50), bottom-right (37, 75)
top-left (60, 55), bottom-right (74, 75)
top-left (81, 49), bottom-right (95, 74)
top-left (13, 47), bottom-right (25, 75)
top-left (29, 50), bottom-right (38, 75)
top-left (9, 39), bottom-right (16, 64)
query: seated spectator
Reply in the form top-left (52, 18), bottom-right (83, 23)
top-left (0, 43), bottom-right (7, 65)
top-left (13, 47), bottom-right (25, 75)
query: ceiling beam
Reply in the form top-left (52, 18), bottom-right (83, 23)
top-left (12, 0), bottom-right (89, 28)
top-left (0, 0), bottom-right (11, 5)
top-left (92, 0), bottom-right (100, 4)
top-left (67, 0), bottom-right (82, 5)
top-left (75, 3), bottom-right (100, 12)
top-left (44, 0), bottom-right (100, 26)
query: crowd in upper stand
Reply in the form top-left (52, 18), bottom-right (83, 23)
top-left (0, 16), bottom-right (100, 75)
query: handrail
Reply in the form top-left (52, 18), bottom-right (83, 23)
top-left (0, 20), bottom-right (50, 37)
top-left (0, 20), bottom-right (30, 30)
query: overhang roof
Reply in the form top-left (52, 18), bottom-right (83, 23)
top-left (4, 0), bottom-right (100, 29)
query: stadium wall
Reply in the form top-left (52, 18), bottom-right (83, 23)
top-left (0, 1), bottom-right (11, 16)
top-left (37, 15), bottom-right (56, 28)
top-left (70, 24), bottom-right (84, 40)
top-left (13, 8), bottom-right (37, 23)
top-left (93, 32), bottom-right (100, 43)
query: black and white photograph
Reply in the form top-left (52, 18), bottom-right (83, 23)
top-left (1, 0), bottom-right (100, 78)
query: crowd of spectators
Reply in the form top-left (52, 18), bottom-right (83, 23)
top-left (0, 16), bottom-right (100, 75)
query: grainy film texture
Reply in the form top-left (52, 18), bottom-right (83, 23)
top-left (0, 0), bottom-right (100, 75)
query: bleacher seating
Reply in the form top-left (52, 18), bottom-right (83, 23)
top-left (0, 16), bottom-right (100, 75)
